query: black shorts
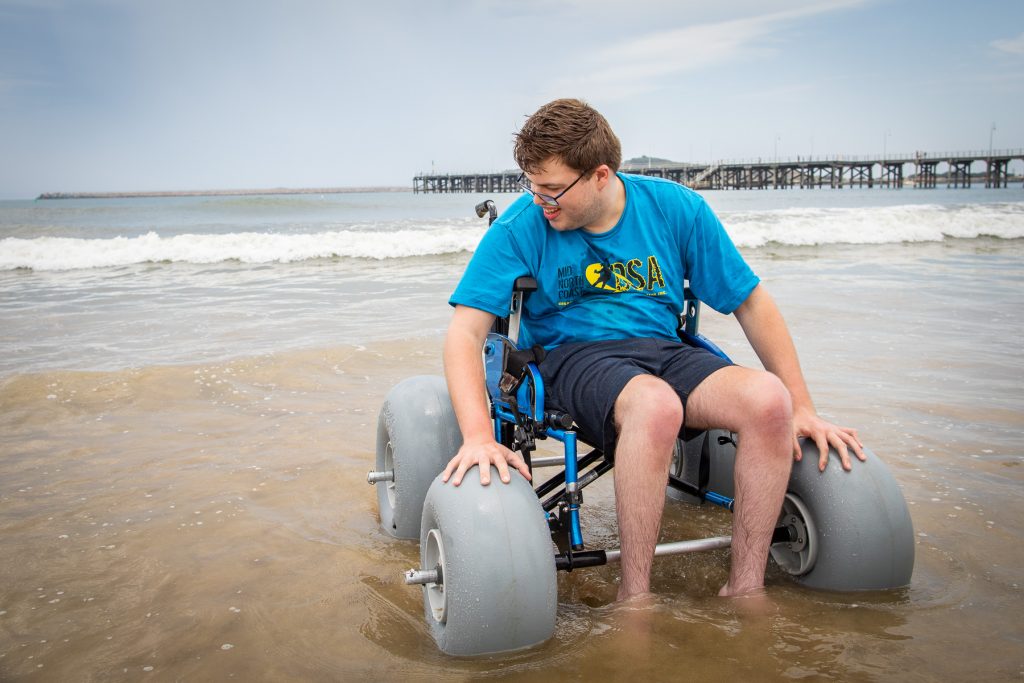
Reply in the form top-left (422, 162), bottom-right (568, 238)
top-left (538, 337), bottom-right (732, 456)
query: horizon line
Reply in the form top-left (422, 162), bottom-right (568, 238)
top-left (35, 185), bottom-right (413, 201)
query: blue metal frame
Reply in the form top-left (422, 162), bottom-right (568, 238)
top-left (483, 328), bottom-right (737, 565)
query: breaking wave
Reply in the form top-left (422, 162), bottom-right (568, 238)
top-left (2, 201), bottom-right (1022, 271)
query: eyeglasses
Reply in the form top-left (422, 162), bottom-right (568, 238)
top-left (516, 170), bottom-right (587, 207)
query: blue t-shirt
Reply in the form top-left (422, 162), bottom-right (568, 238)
top-left (449, 173), bottom-right (759, 350)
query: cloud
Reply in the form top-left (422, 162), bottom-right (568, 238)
top-left (991, 31), bottom-right (1024, 56)
top-left (549, 0), bottom-right (868, 101)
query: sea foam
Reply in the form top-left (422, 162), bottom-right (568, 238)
top-left (724, 201), bottom-right (1024, 248)
top-left (0, 226), bottom-right (484, 271)
top-left (1, 201), bottom-right (1022, 271)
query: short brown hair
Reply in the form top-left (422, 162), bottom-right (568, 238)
top-left (514, 98), bottom-right (622, 175)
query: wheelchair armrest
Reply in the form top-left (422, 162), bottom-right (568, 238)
top-left (514, 276), bottom-right (538, 293)
top-left (491, 276), bottom-right (537, 341)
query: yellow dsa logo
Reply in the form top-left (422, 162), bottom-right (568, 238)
top-left (585, 262), bottom-right (628, 291)
top-left (584, 256), bottom-right (665, 293)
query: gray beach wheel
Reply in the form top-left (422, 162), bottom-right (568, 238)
top-left (419, 467), bottom-right (557, 656)
top-left (770, 441), bottom-right (915, 590)
top-left (375, 375), bottom-right (462, 539)
top-left (668, 431), bottom-right (914, 590)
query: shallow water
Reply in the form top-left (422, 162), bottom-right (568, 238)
top-left (1, 237), bottom-right (1021, 681)
top-left (3, 188), bottom-right (1023, 377)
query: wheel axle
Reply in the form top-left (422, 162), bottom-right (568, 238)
top-left (366, 469), bottom-right (394, 484)
top-left (405, 567), bottom-right (441, 585)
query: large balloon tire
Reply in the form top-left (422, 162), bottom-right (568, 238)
top-left (419, 468), bottom-right (558, 656)
top-left (772, 441), bottom-right (915, 591)
top-left (667, 432), bottom-right (914, 590)
top-left (375, 375), bottom-right (462, 539)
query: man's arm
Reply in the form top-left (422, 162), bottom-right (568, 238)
top-left (732, 284), bottom-right (865, 471)
top-left (441, 304), bottom-right (532, 486)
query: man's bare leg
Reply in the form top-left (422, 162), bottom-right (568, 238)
top-left (611, 375), bottom-right (682, 600)
top-left (685, 366), bottom-right (793, 596)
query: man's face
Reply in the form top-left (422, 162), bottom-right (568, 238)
top-left (523, 157), bottom-right (602, 232)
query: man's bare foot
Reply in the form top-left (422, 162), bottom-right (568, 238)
top-left (608, 591), bottom-right (658, 645)
top-left (718, 584), bottom-right (775, 618)
top-left (615, 589), bottom-right (657, 605)
top-left (718, 582), bottom-right (767, 598)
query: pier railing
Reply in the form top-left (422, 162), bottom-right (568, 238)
top-left (415, 149), bottom-right (1024, 192)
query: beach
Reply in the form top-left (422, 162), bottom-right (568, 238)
top-left (1, 187), bottom-right (1022, 681)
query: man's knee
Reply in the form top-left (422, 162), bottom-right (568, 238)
top-left (613, 375), bottom-right (683, 441)
top-left (741, 372), bottom-right (793, 433)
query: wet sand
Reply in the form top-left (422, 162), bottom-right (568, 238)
top-left (1, 238), bottom-right (1022, 681)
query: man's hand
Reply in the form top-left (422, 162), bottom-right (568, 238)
top-left (792, 405), bottom-right (865, 472)
top-left (443, 305), bottom-right (532, 487)
top-left (442, 437), bottom-right (532, 486)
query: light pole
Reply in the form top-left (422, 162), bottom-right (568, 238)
top-left (988, 122), bottom-right (998, 188)
top-left (883, 129), bottom-right (890, 162)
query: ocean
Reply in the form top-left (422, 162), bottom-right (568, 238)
top-left (1, 185), bottom-right (1022, 680)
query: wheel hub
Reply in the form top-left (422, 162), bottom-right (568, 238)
top-left (770, 492), bottom-right (818, 576)
top-left (423, 528), bottom-right (447, 623)
top-left (384, 440), bottom-right (396, 509)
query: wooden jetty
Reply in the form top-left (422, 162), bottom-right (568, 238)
top-left (414, 149), bottom-right (1024, 193)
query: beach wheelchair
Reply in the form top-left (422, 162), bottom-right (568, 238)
top-left (367, 200), bottom-right (915, 656)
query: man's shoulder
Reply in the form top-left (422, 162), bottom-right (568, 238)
top-left (470, 194), bottom-right (549, 267)
top-left (494, 193), bottom-right (544, 232)
top-left (619, 173), bottom-right (711, 232)
top-left (620, 172), bottom-right (706, 208)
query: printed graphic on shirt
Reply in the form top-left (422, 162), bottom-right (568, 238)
top-left (557, 255), bottom-right (666, 306)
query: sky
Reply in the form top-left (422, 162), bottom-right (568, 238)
top-left (1, 0), bottom-right (1022, 198)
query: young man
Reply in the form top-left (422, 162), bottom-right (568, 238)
top-left (442, 98), bottom-right (864, 600)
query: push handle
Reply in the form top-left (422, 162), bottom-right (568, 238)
top-left (475, 200), bottom-right (497, 225)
